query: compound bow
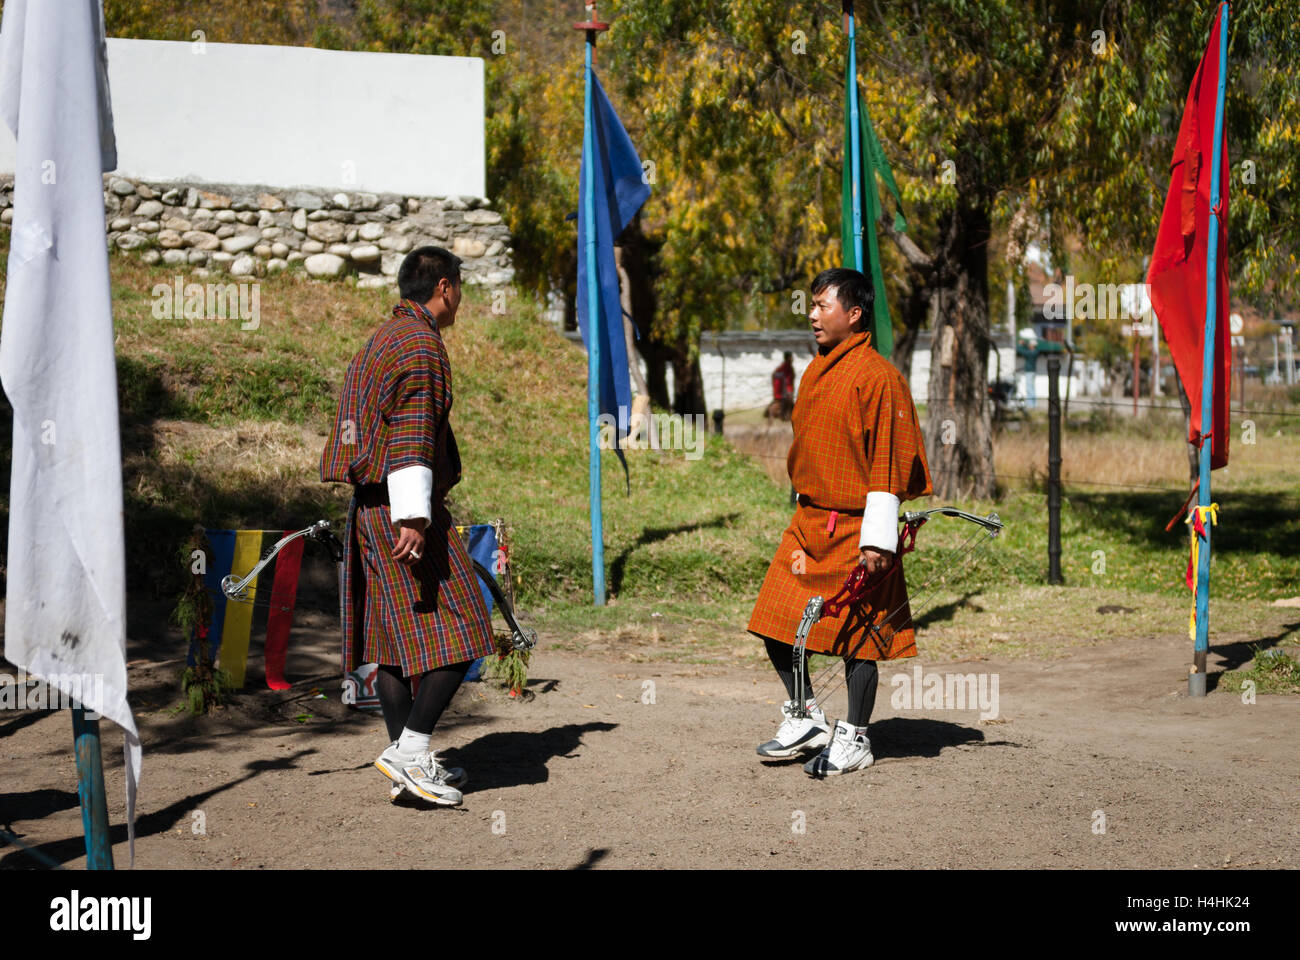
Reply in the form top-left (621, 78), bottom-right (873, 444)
top-left (220, 520), bottom-right (342, 602)
top-left (791, 506), bottom-right (1004, 721)
top-left (219, 520), bottom-right (537, 653)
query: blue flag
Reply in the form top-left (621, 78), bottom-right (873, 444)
top-left (576, 70), bottom-right (650, 478)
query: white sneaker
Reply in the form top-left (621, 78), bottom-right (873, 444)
top-left (387, 751), bottom-right (466, 801)
top-left (431, 751), bottom-right (467, 788)
top-left (757, 699), bottom-right (832, 758)
top-left (375, 743), bottom-right (464, 806)
top-left (804, 719), bottom-right (874, 777)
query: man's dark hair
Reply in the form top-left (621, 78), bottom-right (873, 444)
top-left (398, 245), bottom-right (461, 304)
top-left (810, 267), bottom-right (874, 328)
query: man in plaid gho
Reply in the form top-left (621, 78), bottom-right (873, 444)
top-left (321, 246), bottom-right (496, 806)
top-left (748, 267), bottom-right (932, 777)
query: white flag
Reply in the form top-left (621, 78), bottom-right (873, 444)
top-left (0, 0), bottom-right (139, 861)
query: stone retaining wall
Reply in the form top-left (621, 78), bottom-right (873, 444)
top-left (0, 176), bottom-right (513, 289)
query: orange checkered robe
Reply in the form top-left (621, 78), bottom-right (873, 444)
top-left (747, 330), bottom-right (931, 660)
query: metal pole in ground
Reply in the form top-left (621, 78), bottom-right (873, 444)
top-left (72, 705), bottom-right (114, 869)
top-left (575, 4), bottom-right (610, 607)
top-left (1152, 319), bottom-right (1162, 396)
top-left (1235, 340), bottom-right (1243, 414)
top-left (1132, 330), bottom-right (1140, 416)
top-left (1190, 2), bottom-right (1230, 698)
top-left (1047, 356), bottom-right (1063, 585)
top-left (1239, 341), bottom-right (1245, 412)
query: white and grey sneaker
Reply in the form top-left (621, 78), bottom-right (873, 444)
top-left (386, 751), bottom-right (466, 801)
top-left (804, 719), bottom-right (874, 777)
top-left (757, 699), bottom-right (832, 758)
top-left (375, 743), bottom-right (464, 806)
top-left (430, 751), bottom-right (467, 788)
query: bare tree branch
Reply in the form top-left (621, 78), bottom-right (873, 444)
top-left (881, 217), bottom-right (934, 270)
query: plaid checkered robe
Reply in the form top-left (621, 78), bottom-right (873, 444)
top-left (320, 299), bottom-right (494, 677)
top-left (748, 330), bottom-right (932, 660)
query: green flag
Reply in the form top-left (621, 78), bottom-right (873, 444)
top-left (841, 61), bottom-right (906, 358)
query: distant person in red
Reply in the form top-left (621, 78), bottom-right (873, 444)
top-left (767, 352), bottom-right (796, 423)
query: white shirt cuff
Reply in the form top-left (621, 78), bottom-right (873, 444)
top-left (387, 465), bottom-right (432, 530)
top-left (859, 491), bottom-right (900, 553)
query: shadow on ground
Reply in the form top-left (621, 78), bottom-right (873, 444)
top-left (0, 749), bottom-right (317, 869)
top-left (869, 717), bottom-right (1023, 760)
top-left (1070, 490), bottom-right (1300, 559)
top-left (442, 721), bottom-right (619, 793)
top-left (608, 514), bottom-right (741, 596)
top-left (1207, 619), bottom-right (1300, 692)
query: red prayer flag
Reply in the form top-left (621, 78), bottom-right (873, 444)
top-left (1146, 12), bottom-right (1231, 469)
top-left (263, 532), bottom-right (305, 691)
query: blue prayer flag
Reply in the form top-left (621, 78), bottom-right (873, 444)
top-left (576, 70), bottom-right (650, 467)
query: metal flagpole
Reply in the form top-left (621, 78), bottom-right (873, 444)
top-left (845, 1), bottom-right (865, 269)
top-left (1191, 1), bottom-right (1229, 697)
top-left (576, 2), bottom-right (609, 606)
top-left (1047, 356), bottom-right (1063, 585)
top-left (72, 705), bottom-right (114, 869)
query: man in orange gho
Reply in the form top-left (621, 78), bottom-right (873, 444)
top-left (747, 267), bottom-right (931, 777)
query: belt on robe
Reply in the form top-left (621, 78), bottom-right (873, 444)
top-left (795, 495), bottom-right (864, 535)
top-left (354, 483), bottom-right (390, 507)
top-left (795, 494), bottom-right (864, 515)
top-left (354, 482), bottom-right (448, 511)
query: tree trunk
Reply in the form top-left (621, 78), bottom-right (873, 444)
top-left (616, 218), bottom-right (672, 409)
top-left (924, 204), bottom-right (996, 499)
top-left (562, 286), bottom-right (576, 333)
top-left (670, 348), bottom-right (707, 415)
top-left (891, 276), bottom-right (930, 384)
top-left (615, 245), bottom-right (649, 397)
top-left (1172, 365), bottom-right (1199, 485)
top-left (641, 342), bottom-right (671, 410)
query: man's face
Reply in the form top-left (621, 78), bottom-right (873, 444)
top-left (809, 285), bottom-right (861, 349)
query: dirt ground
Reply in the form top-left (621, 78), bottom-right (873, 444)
top-left (2, 605), bottom-right (1297, 870)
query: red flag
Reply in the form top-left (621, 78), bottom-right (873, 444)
top-left (1147, 12), bottom-right (1231, 469)
top-left (263, 533), bottom-right (305, 691)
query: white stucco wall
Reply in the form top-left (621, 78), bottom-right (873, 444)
top-left (699, 344), bottom-right (817, 413)
top-left (702, 337), bottom-right (1100, 413)
top-left (0, 38), bottom-right (485, 198)
top-left (911, 345), bottom-right (1097, 408)
top-left (1021, 357), bottom-right (1109, 406)
top-left (909, 344), bottom-right (1019, 400)
top-left (565, 328), bottom-right (1108, 413)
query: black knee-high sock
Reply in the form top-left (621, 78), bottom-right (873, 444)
top-left (375, 664), bottom-right (412, 742)
top-left (403, 660), bottom-right (472, 736)
top-left (845, 658), bottom-right (879, 727)
top-left (764, 637), bottom-right (812, 703)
